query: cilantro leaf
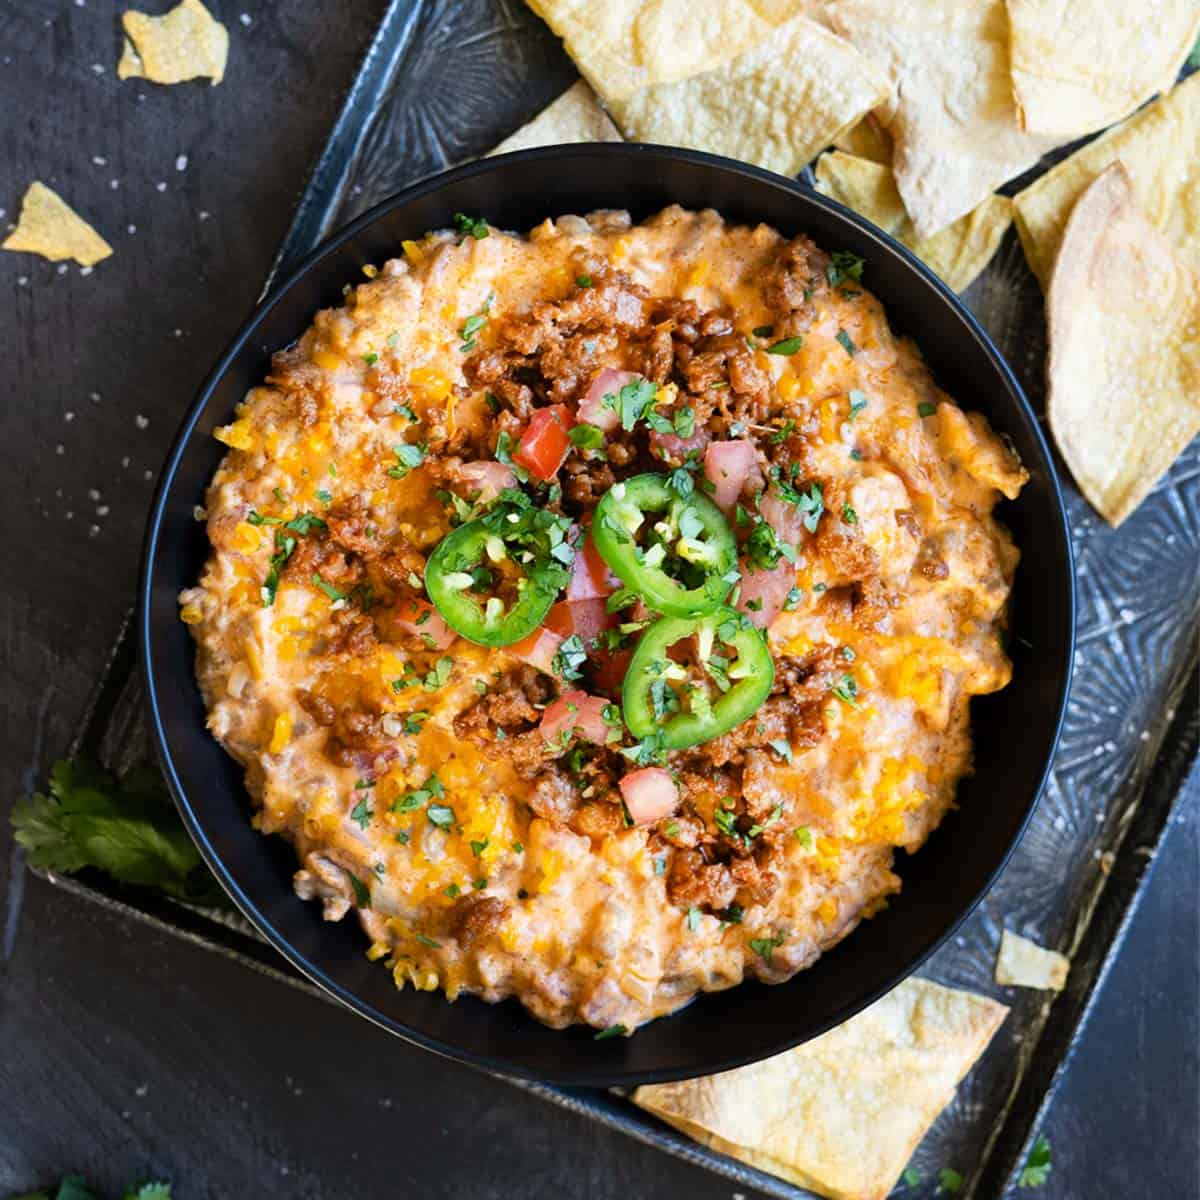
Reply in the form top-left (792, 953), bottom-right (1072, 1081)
top-left (453, 212), bottom-right (489, 240)
top-left (1018, 1135), bottom-right (1052, 1188)
top-left (11, 759), bottom-right (228, 907)
top-left (828, 250), bottom-right (865, 288)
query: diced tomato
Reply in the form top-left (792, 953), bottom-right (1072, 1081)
top-left (539, 691), bottom-right (614, 746)
top-left (543, 599), bottom-right (616, 647)
top-left (649, 426), bottom-right (710, 466)
top-left (736, 559), bottom-right (796, 629)
top-left (704, 440), bottom-right (757, 510)
top-left (619, 767), bottom-right (680, 825)
top-left (589, 645), bottom-right (633, 699)
top-left (565, 526), bottom-right (620, 601)
top-left (386, 597), bottom-right (457, 649)
top-left (577, 368), bottom-right (638, 433)
top-left (453, 460), bottom-right (515, 502)
top-left (514, 404), bottom-right (573, 482)
top-left (508, 625), bottom-right (564, 675)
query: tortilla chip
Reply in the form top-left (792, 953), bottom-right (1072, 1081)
top-left (833, 115), bottom-right (892, 165)
top-left (995, 930), bottom-right (1070, 990)
top-left (118, 0), bottom-right (229, 86)
top-left (489, 81), bottom-right (621, 155)
top-left (634, 978), bottom-right (1008, 1200)
top-left (830, 0), bottom-right (1059, 238)
top-left (1008, 0), bottom-right (1200, 137)
top-left (1046, 162), bottom-right (1200, 526)
top-left (608, 16), bottom-right (891, 178)
top-left (1, 182), bottom-right (113, 267)
top-left (1013, 72), bottom-right (1200, 290)
top-left (526, 0), bottom-right (813, 103)
top-left (815, 151), bottom-right (1011, 292)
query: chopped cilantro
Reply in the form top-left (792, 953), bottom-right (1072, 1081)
top-left (387, 441), bottom-right (426, 479)
top-left (444, 882), bottom-right (461, 898)
top-left (350, 798), bottom-right (373, 829)
top-left (664, 820), bottom-right (681, 838)
top-left (553, 634), bottom-right (587, 681)
top-left (362, 352), bottom-right (378, 366)
top-left (836, 328), bottom-right (857, 357)
top-left (422, 656), bottom-right (454, 692)
top-left (831, 673), bottom-right (861, 708)
top-left (602, 377), bottom-right (658, 432)
top-left (751, 324), bottom-right (774, 338)
top-left (902, 1168), bottom-right (922, 1188)
top-left (828, 250), bottom-right (865, 288)
top-left (511, 841), bottom-right (524, 854)
top-left (768, 738), bottom-right (793, 763)
top-left (470, 838), bottom-right (489, 858)
top-left (748, 931), bottom-right (786, 964)
top-left (938, 1167), bottom-right (964, 1194)
top-left (246, 510), bottom-right (283, 526)
top-left (842, 503), bottom-right (858, 525)
top-left (402, 711), bottom-right (429, 735)
top-left (794, 826), bottom-right (813, 848)
top-left (919, 401), bottom-right (937, 418)
top-left (593, 1024), bottom-right (627, 1040)
top-left (415, 932), bottom-right (442, 948)
top-left (347, 873), bottom-right (370, 908)
top-left (653, 857), bottom-right (667, 876)
top-left (686, 907), bottom-right (702, 932)
top-left (848, 389), bottom-right (868, 420)
top-left (576, 274), bottom-right (593, 288)
top-left (667, 466), bottom-right (695, 498)
top-left (315, 488), bottom-right (332, 506)
top-left (426, 803), bottom-right (455, 829)
top-left (766, 336), bottom-right (803, 355)
top-left (771, 419), bottom-right (796, 444)
top-left (283, 512), bottom-right (327, 535)
top-left (471, 877), bottom-right (488, 890)
top-left (453, 212), bottom-right (489, 240)
top-left (569, 423), bottom-right (606, 451)
top-left (311, 572), bottom-right (347, 602)
top-left (1018, 1135), bottom-right (1051, 1188)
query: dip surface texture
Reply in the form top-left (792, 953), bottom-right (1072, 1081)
top-left (182, 206), bottom-right (1025, 1031)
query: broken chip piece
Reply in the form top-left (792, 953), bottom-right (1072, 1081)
top-left (1045, 161), bottom-right (1200, 527)
top-left (634, 977), bottom-right (1008, 1200)
top-left (994, 929), bottom-right (1071, 991)
top-left (1, 182), bottom-right (113, 267)
top-left (118, 0), bottom-right (229, 87)
top-left (814, 150), bottom-right (1012, 293)
top-left (608, 15), bottom-right (890, 179)
top-left (489, 80), bottom-right (621, 155)
top-left (831, 0), bottom-right (1060, 238)
top-left (1007, 0), bottom-right (1200, 137)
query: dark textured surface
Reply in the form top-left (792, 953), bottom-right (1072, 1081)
top-left (1, 2), bottom-right (1197, 1197)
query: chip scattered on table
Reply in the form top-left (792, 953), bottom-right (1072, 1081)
top-left (995, 929), bottom-right (1071, 991)
top-left (1007, 0), bottom-right (1200, 137)
top-left (1013, 71), bottom-right (1200, 290)
top-left (832, 115), bottom-right (892, 165)
top-left (633, 977), bottom-right (1008, 1200)
top-left (831, 0), bottom-right (1059, 238)
top-left (1, 182), bottom-right (113, 267)
top-left (118, 0), bottom-right (229, 87)
top-left (814, 150), bottom-right (1012, 293)
top-left (609, 15), bottom-right (890, 178)
top-left (489, 80), bottom-right (621, 155)
top-left (1046, 162), bottom-right (1200, 527)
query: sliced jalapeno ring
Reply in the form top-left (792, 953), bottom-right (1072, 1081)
top-left (426, 518), bottom-right (560, 646)
top-left (592, 473), bottom-right (738, 617)
top-left (622, 609), bottom-right (774, 749)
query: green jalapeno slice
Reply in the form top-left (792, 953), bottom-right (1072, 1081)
top-left (622, 608), bottom-right (774, 749)
top-left (592, 473), bottom-right (738, 617)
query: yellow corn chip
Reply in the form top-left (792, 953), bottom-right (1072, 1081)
top-left (1008, 0), bottom-right (1200, 137)
top-left (2, 182), bottom-right (113, 267)
top-left (489, 81), bottom-right (621, 155)
top-left (118, 0), bottom-right (229, 87)
top-left (608, 16), bottom-right (891, 178)
top-left (994, 930), bottom-right (1070, 990)
top-left (525, 0), bottom-right (812, 103)
top-left (833, 115), bottom-right (892, 165)
top-left (1013, 72), bottom-right (1200, 290)
top-left (1046, 162), bottom-right (1200, 527)
top-left (831, 0), bottom-right (1059, 238)
top-left (634, 977), bottom-right (1008, 1200)
top-left (815, 151), bottom-right (1011, 292)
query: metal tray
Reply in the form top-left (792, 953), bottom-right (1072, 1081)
top-left (40, 2), bottom-right (1199, 1196)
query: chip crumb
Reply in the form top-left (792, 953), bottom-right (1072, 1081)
top-left (995, 930), bottom-right (1070, 990)
top-left (1, 182), bottom-right (113, 267)
top-left (118, 0), bottom-right (229, 86)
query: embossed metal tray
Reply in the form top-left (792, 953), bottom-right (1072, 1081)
top-left (41, 2), bottom-right (1199, 1196)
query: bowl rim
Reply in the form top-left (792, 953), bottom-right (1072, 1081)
top-left (139, 142), bottom-right (1075, 1084)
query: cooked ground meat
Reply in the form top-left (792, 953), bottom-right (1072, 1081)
top-left (452, 895), bottom-right (511, 948)
top-left (667, 850), bottom-right (737, 910)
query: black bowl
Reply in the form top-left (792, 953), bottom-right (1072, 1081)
top-left (140, 144), bottom-right (1074, 1086)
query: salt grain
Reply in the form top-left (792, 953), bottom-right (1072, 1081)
top-left (156, 181), bottom-right (167, 192)
top-left (97, 505), bottom-right (110, 517)
top-left (110, 179), bottom-right (119, 190)
top-left (143, 469), bottom-right (153, 481)
top-left (239, 12), bottom-right (252, 25)
top-left (17, 276), bottom-right (28, 286)
top-left (135, 414), bottom-right (149, 429)
top-left (90, 391), bottom-right (101, 402)
top-left (198, 210), bottom-right (210, 220)
top-left (90, 63), bottom-right (104, 74)
top-left (121, 456), bottom-right (131, 467)
top-left (64, 411), bottom-right (75, 422)
top-left (88, 524), bottom-right (100, 537)
top-left (91, 155), bottom-right (107, 166)
top-left (79, 266), bottom-right (93, 276)
top-left (127, 224), bottom-right (137, 234)
top-left (88, 488), bottom-right (101, 501)
top-left (56, 264), bottom-right (68, 275)
top-left (55, 444), bottom-right (64, 455)
top-left (175, 153), bottom-right (188, 171)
